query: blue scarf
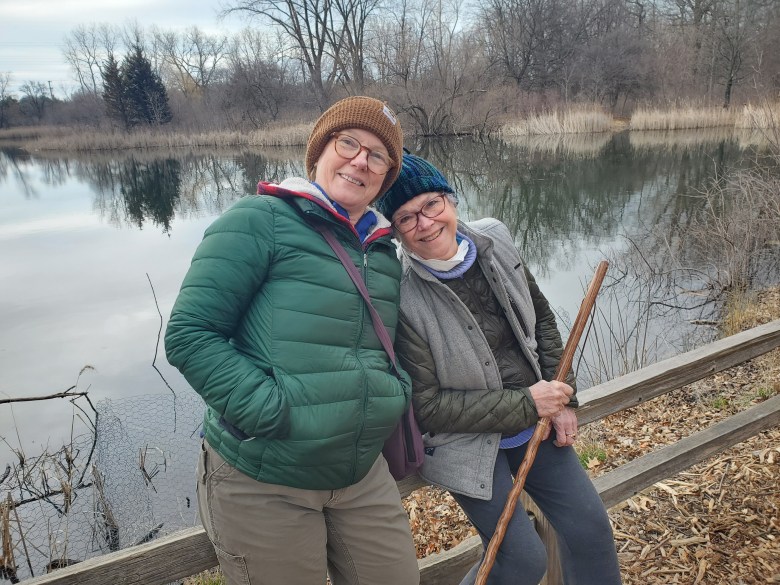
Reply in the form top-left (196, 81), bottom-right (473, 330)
top-left (415, 233), bottom-right (477, 279)
top-left (312, 182), bottom-right (377, 243)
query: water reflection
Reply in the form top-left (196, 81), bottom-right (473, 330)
top-left (0, 148), bottom-right (306, 232)
top-left (123, 159), bottom-right (181, 232)
top-left (405, 134), bottom-right (750, 279)
top-left (0, 131), bottom-right (769, 398)
top-left (1, 132), bottom-right (751, 264)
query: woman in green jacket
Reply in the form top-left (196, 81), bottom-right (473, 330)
top-left (165, 97), bottom-right (418, 585)
top-left (376, 154), bottom-right (622, 585)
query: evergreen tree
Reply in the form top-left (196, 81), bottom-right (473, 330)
top-left (120, 45), bottom-right (172, 127)
top-left (101, 52), bottom-right (131, 129)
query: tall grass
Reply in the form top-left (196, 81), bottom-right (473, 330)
top-left (0, 125), bottom-right (72, 141)
top-left (735, 103), bottom-right (780, 129)
top-left (720, 290), bottom-right (761, 338)
top-left (11, 123), bottom-right (314, 152)
top-left (500, 108), bottom-right (613, 137)
top-left (629, 106), bottom-right (737, 131)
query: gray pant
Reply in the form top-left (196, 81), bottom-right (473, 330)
top-left (453, 438), bottom-right (622, 585)
top-left (197, 440), bottom-right (419, 585)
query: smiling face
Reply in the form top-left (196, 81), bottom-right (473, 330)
top-left (393, 192), bottom-right (460, 260)
top-left (313, 128), bottom-right (387, 222)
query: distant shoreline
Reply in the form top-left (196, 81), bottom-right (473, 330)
top-left (2, 103), bottom-right (778, 154)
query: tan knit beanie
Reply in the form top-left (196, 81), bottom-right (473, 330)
top-left (306, 96), bottom-right (404, 197)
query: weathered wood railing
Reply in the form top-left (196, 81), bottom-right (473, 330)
top-left (24, 319), bottom-right (780, 585)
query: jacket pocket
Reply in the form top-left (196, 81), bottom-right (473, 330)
top-left (218, 416), bottom-right (251, 441)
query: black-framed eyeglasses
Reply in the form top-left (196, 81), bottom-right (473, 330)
top-left (392, 193), bottom-right (447, 234)
top-left (331, 133), bottom-right (394, 175)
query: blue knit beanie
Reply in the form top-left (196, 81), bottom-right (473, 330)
top-left (375, 154), bottom-right (456, 220)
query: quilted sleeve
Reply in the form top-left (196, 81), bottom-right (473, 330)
top-left (396, 315), bottom-right (539, 434)
top-left (165, 197), bottom-right (290, 438)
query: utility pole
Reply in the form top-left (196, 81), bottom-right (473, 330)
top-left (48, 80), bottom-right (54, 100)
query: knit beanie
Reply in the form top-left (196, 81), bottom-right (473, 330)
top-left (375, 154), bottom-right (457, 220)
top-left (306, 96), bottom-right (404, 197)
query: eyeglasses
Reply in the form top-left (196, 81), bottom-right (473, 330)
top-left (331, 133), bottom-right (394, 175)
top-left (392, 194), bottom-right (448, 234)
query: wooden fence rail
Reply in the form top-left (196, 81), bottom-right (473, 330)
top-left (23, 319), bottom-right (780, 585)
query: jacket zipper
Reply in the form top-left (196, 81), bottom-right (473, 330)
top-left (351, 240), bottom-right (370, 482)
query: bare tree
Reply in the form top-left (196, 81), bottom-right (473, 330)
top-left (19, 81), bottom-right (49, 122)
top-left (222, 0), bottom-right (339, 108)
top-left (154, 26), bottom-right (231, 97)
top-left (367, 0), bottom-right (424, 84)
top-left (63, 24), bottom-right (120, 95)
top-left (749, 2), bottom-right (780, 96)
top-left (476, 0), bottom-right (597, 93)
top-left (325, 0), bottom-right (384, 92)
top-left (711, 0), bottom-right (773, 107)
top-left (373, 0), bottom-right (492, 135)
top-left (221, 28), bottom-right (293, 127)
top-left (0, 72), bottom-right (13, 128)
top-left (574, 24), bottom-right (651, 111)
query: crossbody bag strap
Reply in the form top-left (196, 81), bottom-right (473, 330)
top-left (310, 222), bottom-right (399, 373)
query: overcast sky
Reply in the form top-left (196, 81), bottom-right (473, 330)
top-left (0, 0), bottom-right (245, 97)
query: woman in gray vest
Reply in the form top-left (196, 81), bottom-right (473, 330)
top-left (376, 154), bottom-right (622, 585)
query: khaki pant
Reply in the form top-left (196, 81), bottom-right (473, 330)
top-left (197, 441), bottom-right (419, 585)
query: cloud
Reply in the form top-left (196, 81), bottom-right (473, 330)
top-left (0, 0), bottom-right (239, 92)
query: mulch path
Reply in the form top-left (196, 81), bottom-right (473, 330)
top-left (404, 287), bottom-right (780, 584)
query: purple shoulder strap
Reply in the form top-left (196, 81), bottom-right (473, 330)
top-left (311, 223), bottom-right (399, 373)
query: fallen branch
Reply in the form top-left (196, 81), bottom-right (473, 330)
top-left (0, 388), bottom-right (86, 406)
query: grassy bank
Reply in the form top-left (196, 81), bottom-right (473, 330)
top-left (629, 105), bottom-right (736, 130)
top-left (735, 102), bottom-right (780, 129)
top-left (499, 108), bottom-right (614, 136)
top-left (630, 101), bottom-right (780, 132)
top-left (3, 101), bottom-right (778, 153)
top-left (0, 123), bottom-right (313, 152)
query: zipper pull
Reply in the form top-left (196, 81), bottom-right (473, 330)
top-left (363, 253), bottom-right (368, 267)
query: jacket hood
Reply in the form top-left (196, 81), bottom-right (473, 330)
top-left (258, 177), bottom-right (393, 234)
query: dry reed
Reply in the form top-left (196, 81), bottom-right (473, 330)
top-left (92, 465), bottom-right (119, 553)
top-left (15, 123), bottom-right (314, 153)
top-left (735, 102), bottom-right (780, 129)
top-left (1, 495), bottom-right (17, 583)
top-left (500, 108), bottom-right (613, 137)
top-left (629, 106), bottom-right (736, 131)
top-left (0, 125), bottom-right (71, 142)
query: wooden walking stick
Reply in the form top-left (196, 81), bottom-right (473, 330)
top-left (474, 260), bottom-right (609, 585)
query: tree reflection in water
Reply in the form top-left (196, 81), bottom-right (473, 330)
top-left (1, 133), bottom-right (775, 386)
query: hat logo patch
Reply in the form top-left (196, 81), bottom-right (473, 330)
top-left (382, 105), bottom-right (397, 125)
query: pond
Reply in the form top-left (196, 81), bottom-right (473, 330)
top-left (0, 129), bottom-right (765, 452)
top-left (0, 128), bottom-right (774, 578)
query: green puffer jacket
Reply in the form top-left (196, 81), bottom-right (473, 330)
top-left (165, 178), bottom-right (411, 490)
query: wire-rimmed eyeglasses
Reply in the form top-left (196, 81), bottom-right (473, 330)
top-left (391, 193), bottom-right (448, 234)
